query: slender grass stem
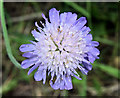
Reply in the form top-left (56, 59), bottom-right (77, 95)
top-left (0, 0), bottom-right (21, 68)
top-left (79, 74), bottom-right (87, 96)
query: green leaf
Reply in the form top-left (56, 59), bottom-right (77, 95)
top-left (94, 37), bottom-right (115, 46)
top-left (93, 62), bottom-right (119, 79)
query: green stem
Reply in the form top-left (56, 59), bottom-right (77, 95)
top-left (81, 75), bottom-right (87, 96)
top-left (0, 0), bottom-right (21, 68)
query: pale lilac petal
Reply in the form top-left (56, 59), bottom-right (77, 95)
top-left (64, 75), bottom-right (73, 90)
top-left (62, 12), bottom-right (77, 31)
top-left (21, 57), bottom-right (38, 69)
top-left (87, 53), bottom-right (96, 63)
top-left (34, 70), bottom-right (43, 81)
top-left (19, 44), bottom-right (35, 52)
top-left (82, 27), bottom-right (91, 36)
top-left (22, 52), bottom-right (36, 58)
top-left (42, 70), bottom-right (47, 84)
top-left (60, 80), bottom-right (65, 90)
top-left (78, 66), bottom-right (89, 75)
top-left (42, 13), bottom-right (47, 20)
top-left (85, 34), bottom-right (93, 41)
top-left (65, 12), bottom-right (77, 27)
top-left (50, 80), bottom-right (60, 90)
top-left (51, 79), bottom-right (60, 90)
top-left (73, 17), bottom-right (87, 30)
top-left (49, 8), bottom-right (60, 27)
top-left (71, 73), bottom-right (82, 80)
top-left (42, 13), bottom-right (50, 29)
top-left (82, 61), bottom-right (92, 71)
top-left (60, 12), bottom-right (67, 26)
top-left (91, 41), bottom-right (99, 47)
top-left (89, 47), bottom-right (100, 56)
top-left (31, 29), bottom-right (41, 41)
top-left (51, 71), bottom-right (55, 80)
top-left (28, 63), bottom-right (40, 75)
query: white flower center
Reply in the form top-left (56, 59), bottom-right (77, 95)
top-left (36, 25), bottom-right (86, 74)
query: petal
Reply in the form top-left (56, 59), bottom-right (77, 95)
top-left (29, 40), bottom-right (37, 45)
top-left (35, 22), bottom-right (44, 34)
top-left (81, 68), bottom-right (89, 75)
top-left (28, 63), bottom-right (40, 75)
top-left (85, 34), bottom-right (92, 41)
top-left (76, 17), bottom-right (87, 27)
top-left (60, 80), bottom-right (65, 90)
top-left (91, 41), bottom-right (99, 47)
top-left (54, 74), bottom-right (61, 84)
top-left (60, 12), bottom-right (67, 26)
top-left (42, 70), bottom-right (47, 84)
top-left (87, 53), bottom-right (96, 63)
top-left (71, 17), bottom-right (87, 31)
top-left (62, 12), bottom-right (77, 31)
top-left (21, 57), bottom-right (38, 69)
top-left (42, 13), bottom-right (50, 29)
top-left (81, 26), bottom-right (87, 31)
top-left (50, 71), bottom-right (55, 80)
top-left (65, 12), bottom-right (77, 27)
top-left (34, 70), bottom-right (43, 81)
top-left (50, 74), bottom-right (61, 90)
top-left (38, 65), bottom-right (47, 71)
top-left (34, 65), bottom-right (47, 84)
top-left (21, 62), bottom-right (34, 69)
top-left (78, 65), bottom-right (88, 75)
top-left (89, 47), bottom-right (100, 56)
top-left (64, 75), bottom-right (73, 90)
top-left (82, 27), bottom-right (91, 36)
top-left (72, 73), bottom-right (82, 80)
top-left (42, 13), bottom-right (47, 21)
top-left (66, 68), bottom-right (72, 75)
top-left (49, 8), bottom-right (60, 27)
top-left (31, 29), bottom-right (41, 41)
top-left (19, 44), bottom-right (35, 52)
top-left (51, 79), bottom-right (60, 90)
top-left (82, 61), bottom-right (92, 71)
top-left (22, 52), bottom-right (36, 58)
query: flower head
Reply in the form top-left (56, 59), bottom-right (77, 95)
top-left (19, 8), bottom-right (100, 90)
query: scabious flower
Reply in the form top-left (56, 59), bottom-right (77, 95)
top-left (19, 8), bottom-right (100, 90)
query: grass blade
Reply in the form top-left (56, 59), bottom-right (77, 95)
top-left (93, 62), bottom-right (119, 79)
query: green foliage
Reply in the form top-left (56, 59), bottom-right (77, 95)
top-left (1, 79), bottom-right (18, 95)
top-left (93, 78), bottom-right (102, 95)
top-left (94, 62), bottom-right (119, 79)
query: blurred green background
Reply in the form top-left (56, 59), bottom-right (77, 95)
top-left (1, 1), bottom-right (119, 97)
